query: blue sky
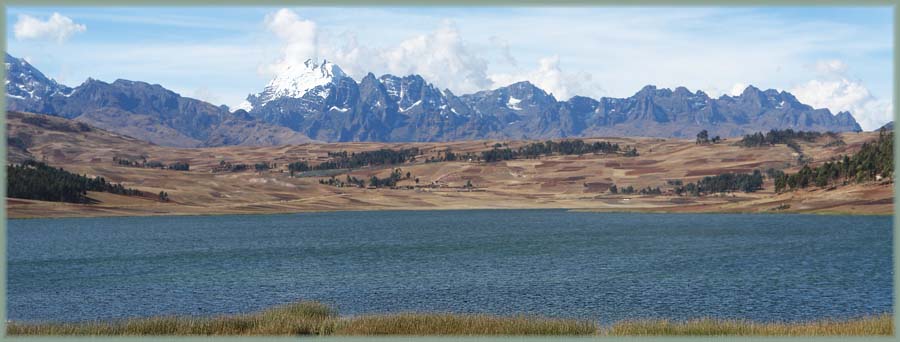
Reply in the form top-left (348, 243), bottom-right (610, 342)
top-left (5, 6), bottom-right (895, 130)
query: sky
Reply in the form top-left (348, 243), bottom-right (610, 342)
top-left (5, 6), bottom-right (895, 130)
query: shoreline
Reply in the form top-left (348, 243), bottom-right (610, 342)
top-left (7, 301), bottom-right (892, 336)
top-left (6, 203), bottom-right (893, 220)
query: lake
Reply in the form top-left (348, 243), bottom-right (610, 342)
top-left (6, 210), bottom-right (893, 323)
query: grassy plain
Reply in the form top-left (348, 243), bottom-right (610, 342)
top-left (6, 111), bottom-right (893, 218)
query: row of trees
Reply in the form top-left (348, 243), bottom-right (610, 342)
top-left (609, 184), bottom-right (660, 195)
top-left (368, 169), bottom-right (406, 188)
top-left (318, 174), bottom-right (368, 188)
top-left (424, 149), bottom-right (479, 163)
top-left (481, 139), bottom-right (630, 163)
top-left (8, 160), bottom-right (145, 203)
top-left (675, 170), bottom-right (765, 196)
top-left (738, 129), bottom-right (829, 147)
top-left (609, 170), bottom-right (764, 197)
top-left (212, 160), bottom-right (248, 172)
top-left (289, 148), bottom-right (421, 175)
top-left (112, 156), bottom-right (190, 171)
top-left (284, 139), bottom-right (631, 175)
top-left (773, 130), bottom-right (893, 192)
top-left (320, 148), bottom-right (421, 170)
top-left (696, 130), bottom-right (722, 144)
top-left (319, 169), bottom-right (416, 189)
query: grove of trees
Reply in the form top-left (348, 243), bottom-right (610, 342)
top-left (773, 130), bottom-right (893, 192)
top-left (8, 160), bottom-right (145, 203)
top-left (113, 156), bottom-right (190, 171)
top-left (696, 130), bottom-right (721, 144)
top-left (482, 139), bottom-right (625, 163)
top-left (738, 129), bottom-right (831, 147)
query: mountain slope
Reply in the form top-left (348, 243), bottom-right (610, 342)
top-left (242, 60), bottom-right (862, 142)
top-left (5, 54), bottom-right (315, 147)
top-left (5, 53), bottom-right (73, 114)
top-left (7, 54), bottom-right (863, 145)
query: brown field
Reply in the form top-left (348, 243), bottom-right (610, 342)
top-left (6, 111), bottom-right (893, 218)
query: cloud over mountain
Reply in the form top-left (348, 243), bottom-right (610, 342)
top-left (791, 59), bottom-right (892, 131)
top-left (14, 13), bottom-right (86, 43)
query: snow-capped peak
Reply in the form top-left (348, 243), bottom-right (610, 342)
top-left (255, 58), bottom-right (347, 107)
top-left (5, 53), bottom-right (73, 101)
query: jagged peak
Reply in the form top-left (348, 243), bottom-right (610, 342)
top-left (361, 72), bottom-right (379, 83)
top-left (508, 80), bottom-right (537, 89)
top-left (250, 58), bottom-right (348, 106)
top-left (740, 84), bottom-right (763, 97)
top-left (634, 84), bottom-right (663, 97)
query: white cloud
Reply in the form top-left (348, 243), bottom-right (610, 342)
top-left (262, 8), bottom-right (317, 74)
top-left (262, 10), bottom-right (492, 95)
top-left (488, 36), bottom-right (517, 67)
top-left (815, 59), bottom-right (848, 75)
top-left (376, 21), bottom-right (490, 94)
top-left (489, 56), bottom-right (600, 100)
top-left (729, 83), bottom-right (748, 96)
top-left (255, 7), bottom-right (890, 108)
top-left (14, 13), bottom-right (86, 43)
top-left (791, 61), bottom-right (892, 131)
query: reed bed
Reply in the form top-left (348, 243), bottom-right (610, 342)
top-left (331, 313), bottom-right (597, 336)
top-left (607, 314), bottom-right (893, 336)
top-left (6, 301), bottom-right (892, 336)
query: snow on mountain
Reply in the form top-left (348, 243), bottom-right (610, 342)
top-left (507, 96), bottom-right (522, 110)
top-left (247, 59), bottom-right (348, 111)
top-left (5, 53), bottom-right (73, 102)
top-left (234, 100), bottom-right (254, 112)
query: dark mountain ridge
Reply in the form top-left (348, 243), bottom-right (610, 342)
top-left (6, 53), bottom-right (862, 146)
top-left (5, 54), bottom-right (314, 147)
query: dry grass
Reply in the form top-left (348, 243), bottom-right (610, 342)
top-left (607, 314), bottom-right (894, 336)
top-left (6, 302), bottom-right (341, 336)
top-left (8, 111), bottom-right (892, 219)
top-left (331, 313), bottom-right (597, 336)
top-left (6, 301), bottom-right (892, 336)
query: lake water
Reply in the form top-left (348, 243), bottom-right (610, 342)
top-left (7, 210), bottom-right (893, 323)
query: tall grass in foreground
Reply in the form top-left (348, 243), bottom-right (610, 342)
top-left (608, 314), bottom-right (893, 336)
top-left (6, 301), bottom-right (892, 336)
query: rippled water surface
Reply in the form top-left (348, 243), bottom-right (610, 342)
top-left (7, 210), bottom-right (893, 323)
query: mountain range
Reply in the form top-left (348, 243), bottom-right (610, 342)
top-left (5, 53), bottom-right (862, 147)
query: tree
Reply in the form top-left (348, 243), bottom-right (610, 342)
top-left (169, 162), bottom-right (190, 171)
top-left (696, 130), bottom-right (710, 144)
top-left (609, 184), bottom-right (618, 194)
top-left (624, 147), bottom-right (639, 157)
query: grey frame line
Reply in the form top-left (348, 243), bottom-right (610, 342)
top-left (0, 1), bottom-right (897, 341)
